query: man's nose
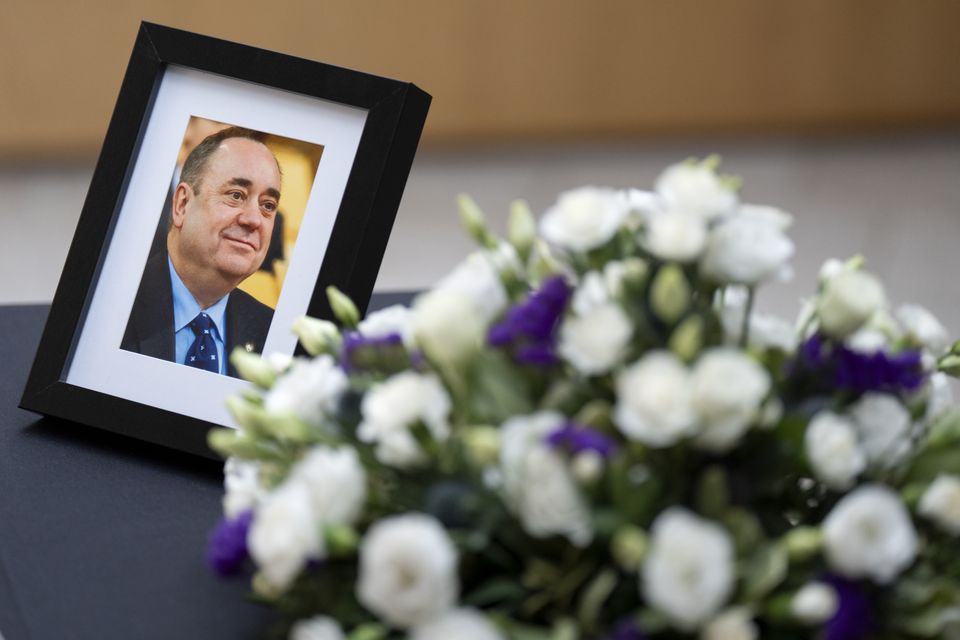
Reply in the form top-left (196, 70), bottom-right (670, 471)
top-left (236, 200), bottom-right (262, 229)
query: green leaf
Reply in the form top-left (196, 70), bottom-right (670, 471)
top-left (577, 569), bottom-right (618, 631)
top-left (465, 351), bottom-right (534, 423)
top-left (741, 543), bottom-right (789, 601)
top-left (463, 577), bottom-right (527, 607)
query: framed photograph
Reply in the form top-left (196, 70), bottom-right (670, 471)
top-left (20, 22), bottom-right (431, 458)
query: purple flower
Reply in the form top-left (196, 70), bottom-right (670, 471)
top-left (207, 510), bottom-right (253, 577)
top-left (488, 276), bottom-right (571, 367)
top-left (546, 421), bottom-right (618, 457)
top-left (823, 575), bottom-right (874, 640)
top-left (606, 618), bottom-right (647, 640)
top-left (341, 331), bottom-right (406, 372)
top-left (791, 335), bottom-right (925, 396)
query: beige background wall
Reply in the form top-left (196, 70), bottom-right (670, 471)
top-left (3, 0), bottom-right (960, 158)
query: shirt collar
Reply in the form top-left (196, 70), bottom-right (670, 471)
top-left (168, 256), bottom-right (228, 339)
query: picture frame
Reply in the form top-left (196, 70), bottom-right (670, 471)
top-left (20, 22), bottom-right (431, 459)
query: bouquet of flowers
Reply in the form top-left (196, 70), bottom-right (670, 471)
top-left (207, 157), bottom-right (960, 640)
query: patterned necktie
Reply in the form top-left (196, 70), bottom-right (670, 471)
top-left (186, 312), bottom-right (219, 373)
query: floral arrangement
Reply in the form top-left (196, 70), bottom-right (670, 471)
top-left (207, 157), bottom-right (960, 640)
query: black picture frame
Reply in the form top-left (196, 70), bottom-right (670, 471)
top-left (20, 22), bottom-right (430, 459)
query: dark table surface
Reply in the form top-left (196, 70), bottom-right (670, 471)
top-left (0, 293), bottom-right (413, 640)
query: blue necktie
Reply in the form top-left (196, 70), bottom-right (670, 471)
top-left (186, 312), bottom-right (219, 373)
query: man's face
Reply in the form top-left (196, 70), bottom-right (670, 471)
top-left (172, 138), bottom-right (281, 288)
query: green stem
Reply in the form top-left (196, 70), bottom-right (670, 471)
top-left (739, 286), bottom-right (755, 349)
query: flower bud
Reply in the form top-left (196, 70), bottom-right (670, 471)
top-left (324, 524), bottom-right (360, 556)
top-left (783, 526), bottom-right (823, 562)
top-left (326, 286), bottom-right (360, 328)
top-left (611, 525), bottom-right (648, 572)
top-left (462, 426), bottom-right (501, 467)
top-left (412, 289), bottom-right (484, 367)
top-left (571, 451), bottom-right (604, 483)
top-left (508, 199), bottom-right (536, 261)
top-left (292, 316), bottom-right (341, 356)
top-left (669, 315), bottom-right (704, 363)
top-left (650, 264), bottom-right (690, 325)
top-left (791, 582), bottom-right (838, 624)
top-left (229, 349), bottom-right (277, 388)
top-left (818, 269), bottom-right (885, 338)
top-left (457, 193), bottom-right (498, 249)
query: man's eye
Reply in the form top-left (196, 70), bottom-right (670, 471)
top-left (261, 201), bottom-right (277, 213)
top-left (228, 191), bottom-right (243, 200)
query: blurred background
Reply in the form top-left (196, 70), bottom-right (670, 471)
top-left (2, 0), bottom-right (960, 329)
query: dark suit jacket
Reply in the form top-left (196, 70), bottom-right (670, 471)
top-left (120, 250), bottom-right (274, 378)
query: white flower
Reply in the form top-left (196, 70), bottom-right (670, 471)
top-left (540, 186), bottom-right (630, 252)
top-left (357, 514), bottom-right (458, 629)
top-left (849, 393), bottom-right (912, 469)
top-left (691, 348), bottom-right (770, 452)
top-left (700, 214), bottom-right (794, 285)
top-left (571, 271), bottom-right (610, 315)
top-left (248, 481), bottom-right (320, 591)
top-left (926, 372), bottom-right (954, 422)
top-left (643, 508), bottom-right (735, 631)
top-left (358, 304), bottom-right (412, 341)
top-left (804, 411), bottom-right (866, 490)
top-left (288, 446), bottom-right (366, 526)
top-left (817, 270), bottom-right (886, 339)
top-left (412, 289), bottom-right (485, 366)
top-left (614, 352), bottom-right (696, 447)
top-left (434, 251), bottom-right (509, 322)
top-left (411, 608), bottom-right (504, 640)
top-left (500, 412), bottom-right (593, 546)
top-left (264, 355), bottom-right (347, 428)
top-left (289, 616), bottom-right (346, 640)
top-left (791, 582), bottom-right (838, 625)
top-left (644, 209), bottom-right (708, 262)
top-left (823, 484), bottom-right (918, 583)
top-left (737, 203), bottom-right (793, 231)
top-left (655, 162), bottom-right (738, 220)
top-left (897, 303), bottom-right (951, 354)
top-left (847, 328), bottom-right (889, 353)
top-left (558, 303), bottom-right (632, 375)
top-left (701, 607), bottom-right (758, 640)
top-left (918, 475), bottom-right (960, 535)
top-left (358, 372), bottom-right (451, 469)
top-left (222, 456), bottom-right (265, 518)
top-left (721, 287), bottom-right (796, 351)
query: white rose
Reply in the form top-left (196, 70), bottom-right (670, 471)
top-left (411, 608), bottom-right (504, 640)
top-left (412, 289), bottom-right (485, 366)
top-left (558, 303), bottom-right (632, 375)
top-left (222, 456), bottom-right (265, 518)
top-left (849, 393), bottom-right (912, 469)
top-left (691, 348), bottom-right (770, 452)
top-left (434, 251), bottom-right (509, 322)
top-left (540, 186), bottom-right (630, 252)
top-left (701, 607), bottom-right (758, 640)
top-left (288, 446), bottom-right (366, 525)
top-left (643, 508), bottom-right (735, 631)
top-left (289, 616), bottom-right (346, 640)
top-left (623, 188), bottom-right (661, 222)
top-left (818, 270), bottom-right (886, 339)
top-left (358, 372), bottom-right (451, 469)
top-left (644, 209), bottom-right (708, 262)
top-left (918, 475), bottom-right (960, 535)
top-left (500, 412), bottom-right (593, 546)
top-left (823, 484), bottom-right (918, 583)
top-left (804, 411), bottom-right (866, 490)
top-left (248, 481), bottom-right (321, 591)
top-left (897, 304), bottom-right (951, 354)
top-left (655, 162), bottom-right (738, 220)
top-left (357, 514), bottom-right (458, 629)
top-left (614, 352), bottom-right (696, 447)
top-left (264, 355), bottom-right (347, 428)
top-left (791, 582), bottom-right (838, 624)
top-left (358, 304), bottom-right (412, 341)
top-left (700, 214), bottom-right (794, 285)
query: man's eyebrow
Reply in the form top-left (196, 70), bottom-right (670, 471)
top-left (225, 178), bottom-right (280, 201)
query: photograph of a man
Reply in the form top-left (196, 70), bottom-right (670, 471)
top-left (121, 126), bottom-right (281, 377)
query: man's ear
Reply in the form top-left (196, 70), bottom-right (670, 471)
top-left (171, 183), bottom-right (193, 229)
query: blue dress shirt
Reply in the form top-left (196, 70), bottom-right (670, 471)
top-left (169, 257), bottom-right (228, 375)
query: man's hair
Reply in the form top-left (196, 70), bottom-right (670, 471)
top-left (179, 126), bottom-right (271, 194)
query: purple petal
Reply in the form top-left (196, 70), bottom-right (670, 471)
top-left (207, 510), bottom-right (253, 577)
top-left (546, 421), bottom-right (618, 457)
top-left (823, 575), bottom-right (874, 640)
